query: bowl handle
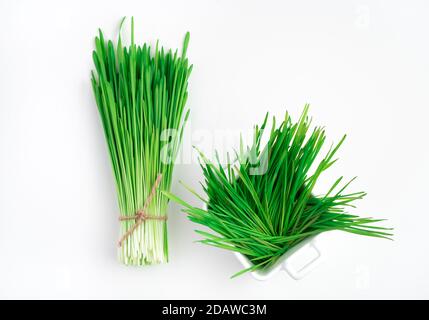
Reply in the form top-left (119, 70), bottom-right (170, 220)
top-left (283, 239), bottom-right (322, 280)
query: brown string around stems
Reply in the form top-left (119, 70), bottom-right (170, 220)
top-left (118, 174), bottom-right (167, 247)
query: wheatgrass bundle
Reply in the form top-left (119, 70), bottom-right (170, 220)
top-left (91, 18), bottom-right (192, 265)
top-left (167, 105), bottom-right (392, 277)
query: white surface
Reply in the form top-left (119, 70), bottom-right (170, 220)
top-left (0, 0), bottom-right (428, 299)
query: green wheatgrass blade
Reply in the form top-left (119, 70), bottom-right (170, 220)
top-left (91, 18), bottom-right (192, 265)
top-left (164, 106), bottom-right (392, 277)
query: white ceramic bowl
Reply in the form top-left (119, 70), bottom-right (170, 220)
top-left (234, 235), bottom-right (322, 281)
top-left (201, 202), bottom-right (323, 281)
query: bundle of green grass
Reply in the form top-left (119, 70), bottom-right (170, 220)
top-left (167, 105), bottom-right (392, 277)
top-left (91, 18), bottom-right (192, 265)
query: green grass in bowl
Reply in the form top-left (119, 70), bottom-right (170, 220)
top-left (166, 105), bottom-right (392, 277)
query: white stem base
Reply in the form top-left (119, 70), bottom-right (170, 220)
top-left (119, 220), bottom-right (168, 265)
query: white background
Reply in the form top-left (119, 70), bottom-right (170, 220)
top-left (0, 0), bottom-right (428, 299)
